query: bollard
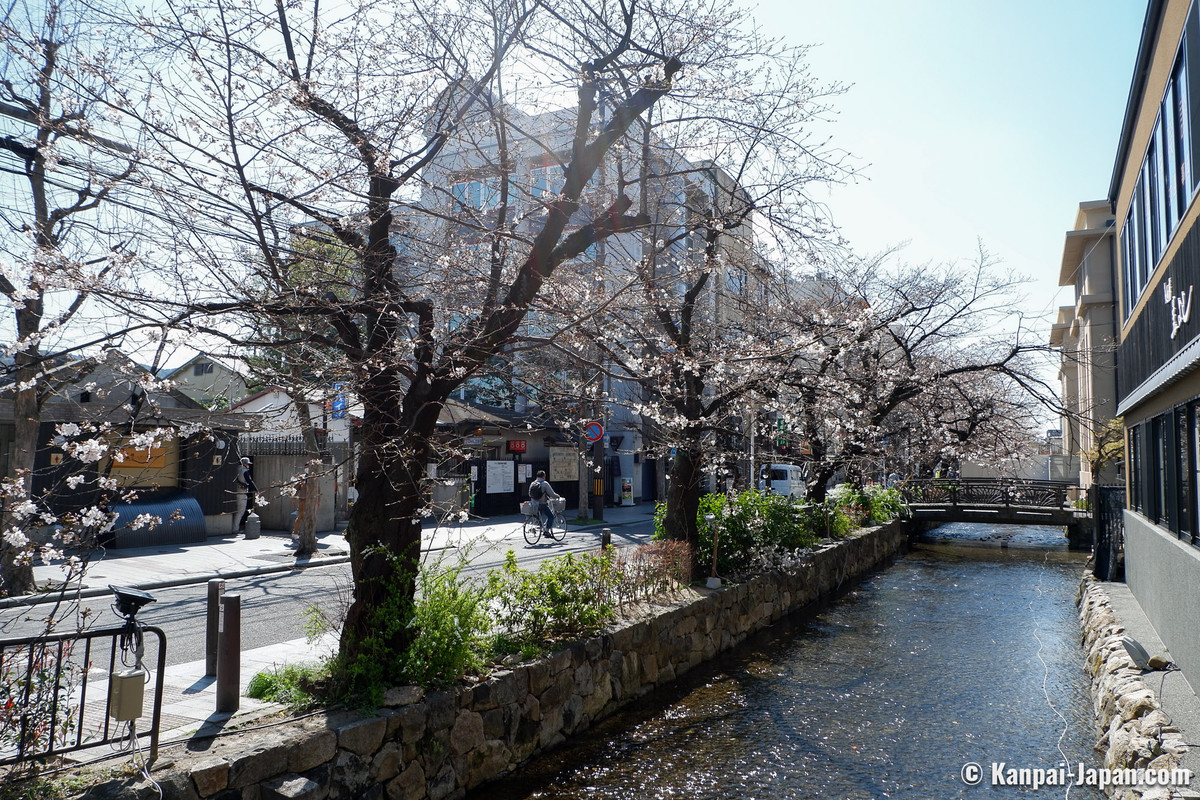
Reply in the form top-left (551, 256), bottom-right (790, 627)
top-left (601, 528), bottom-right (612, 548)
top-left (215, 593), bottom-right (241, 714)
top-left (205, 579), bottom-right (225, 677)
top-left (243, 511), bottom-right (261, 540)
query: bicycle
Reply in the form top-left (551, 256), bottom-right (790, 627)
top-left (521, 497), bottom-right (567, 544)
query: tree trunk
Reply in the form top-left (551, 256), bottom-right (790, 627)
top-left (806, 464), bottom-right (836, 504)
top-left (336, 375), bottom-right (442, 690)
top-left (291, 377), bottom-right (321, 556)
top-left (661, 446), bottom-right (704, 577)
top-left (291, 463), bottom-right (319, 556)
top-left (1, 308), bottom-right (41, 597)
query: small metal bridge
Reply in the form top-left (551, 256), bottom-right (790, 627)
top-left (899, 478), bottom-right (1087, 527)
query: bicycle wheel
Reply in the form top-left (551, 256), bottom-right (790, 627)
top-left (522, 515), bottom-right (541, 545)
top-left (549, 512), bottom-right (567, 541)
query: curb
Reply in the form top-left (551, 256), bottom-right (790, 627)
top-left (1, 513), bottom-right (655, 610)
top-left (0, 553), bottom-right (353, 610)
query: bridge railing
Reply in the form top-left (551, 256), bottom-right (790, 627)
top-left (900, 478), bottom-right (1075, 510)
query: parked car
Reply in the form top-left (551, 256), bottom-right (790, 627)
top-left (759, 464), bottom-right (806, 499)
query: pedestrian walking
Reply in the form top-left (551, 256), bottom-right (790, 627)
top-left (235, 456), bottom-right (258, 533)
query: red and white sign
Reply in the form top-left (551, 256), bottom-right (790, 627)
top-left (507, 440), bottom-right (527, 453)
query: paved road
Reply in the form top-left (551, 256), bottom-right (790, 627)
top-left (0, 517), bottom-right (654, 667)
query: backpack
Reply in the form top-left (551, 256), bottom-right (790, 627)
top-left (528, 480), bottom-right (545, 501)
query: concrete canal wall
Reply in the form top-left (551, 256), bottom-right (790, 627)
top-left (88, 520), bottom-right (912, 800)
top-left (1077, 576), bottom-right (1192, 800)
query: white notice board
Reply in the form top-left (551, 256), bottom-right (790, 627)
top-left (548, 448), bottom-right (579, 482)
top-left (486, 460), bottom-right (514, 494)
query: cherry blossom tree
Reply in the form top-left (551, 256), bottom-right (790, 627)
top-left (88, 0), bottom-right (815, 684)
top-left (0, 0), bottom-right (146, 596)
top-left (775, 250), bottom-right (1055, 501)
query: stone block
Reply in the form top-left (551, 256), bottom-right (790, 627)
top-left (190, 758), bottom-right (230, 797)
top-left (464, 741), bottom-right (510, 791)
top-left (525, 660), bottom-right (551, 695)
top-left (546, 648), bottom-right (572, 675)
top-left (392, 703), bottom-right (428, 744)
top-left (372, 742), bottom-right (402, 784)
top-left (583, 675), bottom-right (613, 719)
top-left (261, 774), bottom-right (325, 800)
top-left (481, 706), bottom-right (507, 741)
top-left (338, 716), bottom-right (387, 755)
top-left (539, 705), bottom-right (565, 747)
top-left (383, 686), bottom-right (424, 708)
top-left (1116, 689), bottom-right (1158, 723)
top-left (573, 660), bottom-right (595, 695)
top-left (561, 694), bottom-right (584, 734)
top-left (288, 730), bottom-right (336, 773)
top-left (331, 750), bottom-right (373, 796)
top-left (151, 772), bottom-right (201, 800)
top-left (426, 690), bottom-right (456, 732)
top-left (539, 670), bottom-right (575, 710)
top-left (450, 710), bottom-right (485, 756)
top-left (479, 669), bottom-right (522, 709)
top-left (511, 715), bottom-right (541, 762)
top-left (386, 763), bottom-right (425, 800)
top-left (228, 739), bottom-right (292, 789)
top-left (427, 763), bottom-right (458, 800)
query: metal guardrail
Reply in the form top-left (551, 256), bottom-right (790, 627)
top-left (900, 478), bottom-right (1077, 511)
top-left (0, 624), bottom-right (166, 767)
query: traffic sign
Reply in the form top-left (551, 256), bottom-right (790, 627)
top-left (585, 421), bottom-right (605, 443)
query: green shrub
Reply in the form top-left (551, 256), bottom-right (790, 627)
top-left (694, 489), bottom-right (824, 577)
top-left (862, 484), bottom-right (905, 522)
top-left (486, 550), bottom-right (618, 649)
top-left (399, 551), bottom-right (492, 689)
top-left (327, 548), bottom-right (413, 705)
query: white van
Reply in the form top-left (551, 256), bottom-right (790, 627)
top-left (759, 464), bottom-right (806, 499)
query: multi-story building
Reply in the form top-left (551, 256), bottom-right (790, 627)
top-left (1049, 200), bottom-right (1119, 489)
top-left (1109, 0), bottom-right (1200, 690)
top-left (418, 103), bottom-right (764, 505)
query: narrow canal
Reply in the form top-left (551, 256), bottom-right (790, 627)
top-left (474, 523), bottom-right (1103, 799)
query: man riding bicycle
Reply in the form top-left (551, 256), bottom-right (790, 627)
top-left (528, 470), bottom-right (561, 534)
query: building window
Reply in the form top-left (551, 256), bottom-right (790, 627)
top-left (1118, 9), bottom-right (1200, 319)
top-left (1130, 424), bottom-right (1142, 513)
top-left (530, 165), bottom-right (563, 201)
top-left (1177, 405), bottom-right (1192, 538)
top-left (452, 178), bottom-right (502, 212)
top-left (193, 362), bottom-right (214, 376)
top-left (1153, 415), bottom-right (1168, 525)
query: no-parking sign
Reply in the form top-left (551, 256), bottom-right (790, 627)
top-left (584, 421), bottom-right (605, 442)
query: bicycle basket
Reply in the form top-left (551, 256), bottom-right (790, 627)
top-left (520, 501), bottom-right (537, 516)
top-left (549, 497), bottom-right (566, 514)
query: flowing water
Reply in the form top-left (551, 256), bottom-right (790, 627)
top-left (474, 523), bottom-right (1104, 800)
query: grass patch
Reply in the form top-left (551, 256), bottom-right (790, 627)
top-left (246, 662), bottom-right (330, 710)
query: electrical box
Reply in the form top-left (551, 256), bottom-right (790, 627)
top-left (109, 668), bottom-right (146, 721)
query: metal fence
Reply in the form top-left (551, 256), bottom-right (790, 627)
top-left (1092, 485), bottom-right (1126, 582)
top-left (0, 624), bottom-right (166, 767)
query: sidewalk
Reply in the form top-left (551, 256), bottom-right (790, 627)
top-left (5, 504), bottom-right (657, 764)
top-left (10, 502), bottom-right (657, 608)
top-left (1100, 581), bottom-right (1200, 795)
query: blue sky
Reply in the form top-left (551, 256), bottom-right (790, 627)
top-left (758, 0), bottom-right (1148, 334)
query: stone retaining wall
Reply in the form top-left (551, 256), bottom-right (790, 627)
top-left (1077, 576), bottom-right (1191, 800)
top-left (84, 521), bottom-right (911, 800)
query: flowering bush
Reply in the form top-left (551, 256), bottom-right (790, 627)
top-left (655, 484), bottom-right (907, 579)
